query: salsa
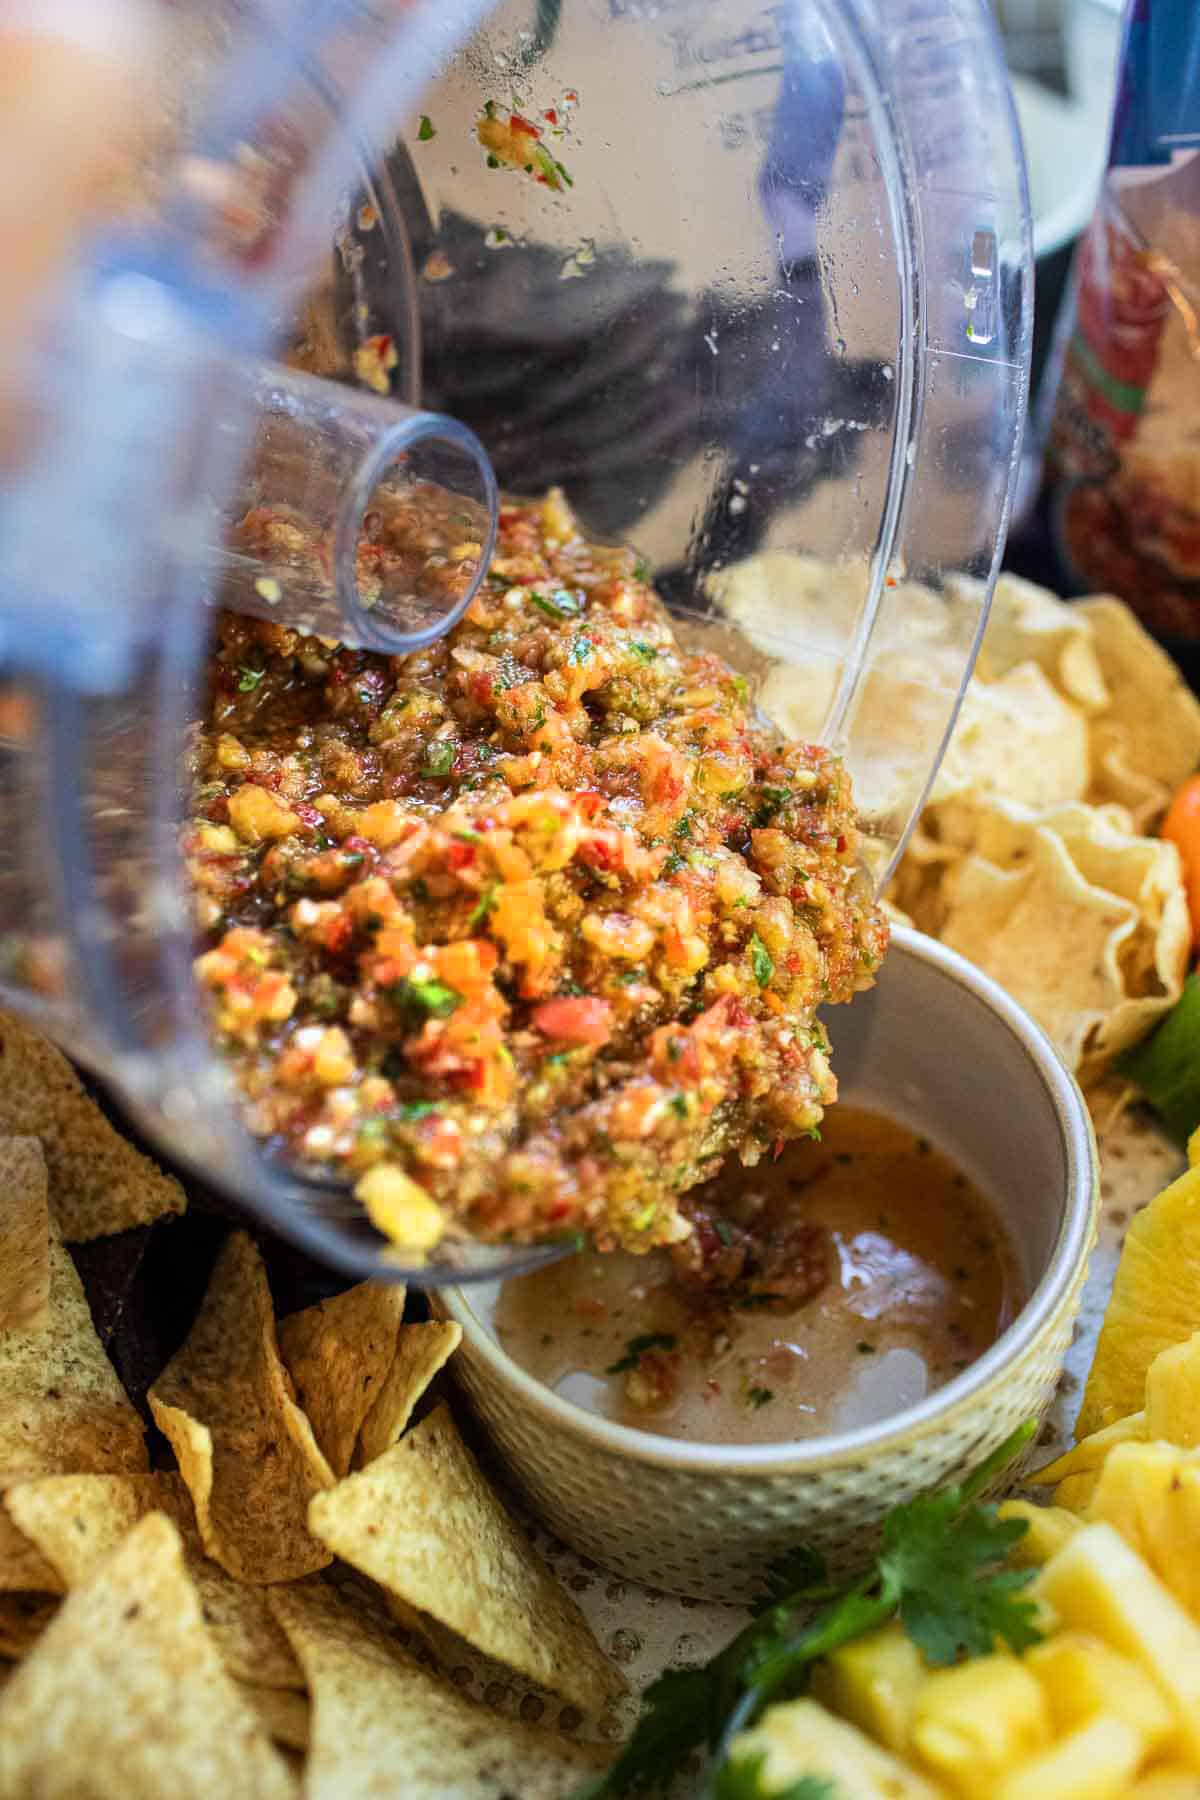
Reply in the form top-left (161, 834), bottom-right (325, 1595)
top-left (187, 490), bottom-right (887, 1259)
top-left (492, 1107), bottom-right (1020, 1444)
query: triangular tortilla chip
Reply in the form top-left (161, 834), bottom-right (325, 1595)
top-left (278, 1282), bottom-right (406, 1479)
top-left (268, 1579), bottom-right (607, 1799)
top-left (0, 1514), bottom-right (293, 1798)
top-left (239, 1683), bottom-right (311, 1752)
top-left (1077, 596), bottom-right (1200, 800)
top-left (0, 1502), bottom-right (61, 1595)
top-left (309, 1403), bottom-right (624, 1715)
top-left (149, 1231), bottom-right (334, 1585)
top-left (0, 1213), bottom-right (146, 1481)
top-left (355, 1319), bottom-right (461, 1467)
top-left (0, 1011), bottom-right (185, 1240)
top-left (5, 1472), bottom-right (303, 1688)
top-left (973, 572), bottom-right (1109, 712)
top-left (0, 1137), bottom-right (48, 1332)
top-left (0, 1592), bottom-right (57, 1658)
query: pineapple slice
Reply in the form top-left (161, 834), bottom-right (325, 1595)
top-left (1033, 1413), bottom-right (1148, 1487)
top-left (910, 1655), bottom-right (1049, 1799)
top-left (1034, 1522), bottom-right (1200, 1764)
top-left (996, 1500), bottom-right (1083, 1567)
top-left (1089, 1441), bottom-right (1200, 1620)
top-left (810, 1620), bottom-right (925, 1753)
top-left (1145, 1332), bottom-right (1200, 1448)
top-left (992, 1716), bottom-right (1145, 1800)
top-left (1055, 1470), bottom-right (1106, 1514)
top-left (728, 1696), bottom-right (942, 1799)
top-left (1025, 1631), bottom-right (1175, 1753)
top-left (1078, 1144), bottom-right (1200, 1437)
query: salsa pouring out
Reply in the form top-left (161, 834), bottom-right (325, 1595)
top-left (187, 489), bottom-right (886, 1261)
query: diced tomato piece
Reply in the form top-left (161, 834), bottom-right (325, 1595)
top-left (531, 996), bottom-right (612, 1046)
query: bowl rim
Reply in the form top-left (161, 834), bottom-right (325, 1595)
top-left (438, 924), bottom-right (1098, 1473)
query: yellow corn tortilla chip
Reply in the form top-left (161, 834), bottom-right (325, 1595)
top-left (0, 1592), bottom-right (57, 1658)
top-left (930, 662), bottom-right (1091, 811)
top-left (268, 1579), bottom-right (608, 1799)
top-left (309, 1402), bottom-right (624, 1715)
top-left (149, 1231), bottom-right (334, 1585)
top-left (278, 1282), bottom-right (406, 1479)
top-left (1089, 718), bottom-right (1174, 834)
top-left (5, 1472), bottom-right (303, 1689)
top-left (0, 1137), bottom-right (48, 1332)
top-left (1077, 596), bottom-right (1200, 803)
top-left (240, 1682), bottom-right (311, 1752)
top-left (0, 1514), bottom-right (294, 1798)
top-left (0, 1502), bottom-right (62, 1595)
top-left (0, 1011), bottom-right (185, 1240)
top-left (0, 1212), bottom-right (146, 1481)
top-left (972, 572), bottom-right (1110, 712)
top-left (355, 1319), bottom-right (462, 1467)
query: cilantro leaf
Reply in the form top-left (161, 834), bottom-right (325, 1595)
top-left (236, 664), bottom-right (264, 693)
top-left (531, 589), bottom-right (581, 620)
top-left (421, 739), bottom-right (456, 778)
top-left (574, 1666), bottom-right (714, 1800)
top-left (467, 882), bottom-right (498, 929)
top-left (881, 1496), bottom-right (1040, 1665)
top-left (387, 977), bottom-right (461, 1020)
top-left (749, 934), bottom-right (774, 988)
top-left (395, 1100), bottom-right (441, 1122)
top-left (605, 1332), bottom-right (677, 1376)
top-left (1119, 972), bottom-right (1200, 1146)
top-left (417, 114), bottom-right (436, 140)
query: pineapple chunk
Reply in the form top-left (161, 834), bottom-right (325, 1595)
top-left (1034, 1522), bottom-right (1200, 1764)
top-left (996, 1500), bottom-right (1083, 1567)
top-left (1078, 1148), bottom-right (1200, 1437)
top-left (910, 1656), bottom-right (1049, 1799)
top-left (1145, 1332), bottom-right (1200, 1448)
top-left (1025, 1631), bottom-right (1175, 1753)
top-left (728, 1696), bottom-right (942, 1799)
top-left (810, 1620), bottom-right (925, 1753)
top-left (1055, 1470), bottom-right (1105, 1514)
top-left (992, 1716), bottom-right (1144, 1800)
top-left (1033, 1413), bottom-right (1148, 1487)
top-left (1089, 1441), bottom-right (1200, 1620)
top-left (1127, 1771), bottom-right (1200, 1797)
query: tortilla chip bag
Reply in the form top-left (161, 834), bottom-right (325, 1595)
top-left (268, 1578), bottom-right (607, 1799)
top-left (309, 1402), bottom-right (625, 1715)
top-left (278, 1282), bottom-right (406, 1479)
top-left (0, 1513), bottom-right (293, 1798)
top-left (149, 1231), bottom-right (334, 1584)
top-left (0, 1213), bottom-right (146, 1481)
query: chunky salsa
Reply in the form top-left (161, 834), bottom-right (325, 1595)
top-left (187, 490), bottom-right (887, 1260)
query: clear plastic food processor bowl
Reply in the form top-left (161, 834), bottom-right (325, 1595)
top-left (0, 0), bottom-right (1032, 1281)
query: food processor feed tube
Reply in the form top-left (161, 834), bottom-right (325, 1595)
top-left (0, 0), bottom-right (1032, 1280)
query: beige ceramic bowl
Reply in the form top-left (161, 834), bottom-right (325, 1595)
top-left (437, 926), bottom-right (1098, 1604)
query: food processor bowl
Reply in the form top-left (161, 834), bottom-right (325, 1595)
top-left (0, 0), bottom-right (1032, 1282)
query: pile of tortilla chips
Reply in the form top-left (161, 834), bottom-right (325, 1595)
top-left (0, 1015), bottom-right (623, 1797)
top-left (711, 559), bottom-right (1200, 1079)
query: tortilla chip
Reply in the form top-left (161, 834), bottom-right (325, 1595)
top-left (0, 1514), bottom-right (294, 1798)
top-left (356, 1320), bottom-right (462, 1467)
top-left (309, 1402), bottom-right (624, 1715)
top-left (930, 662), bottom-right (1091, 811)
top-left (240, 1683), bottom-right (311, 1752)
top-left (5, 1472), bottom-right (304, 1688)
top-left (268, 1579), bottom-right (608, 1799)
top-left (0, 1502), bottom-right (62, 1595)
top-left (0, 1213), bottom-right (146, 1481)
top-left (0, 1592), bottom-right (57, 1658)
top-left (1077, 596), bottom-right (1200, 805)
top-left (278, 1282), bottom-right (406, 1479)
top-left (0, 1011), bottom-right (185, 1240)
top-left (973, 572), bottom-right (1109, 712)
top-left (0, 1137), bottom-right (49, 1332)
top-left (148, 1231), bottom-right (334, 1585)
top-left (1089, 719), bottom-right (1172, 834)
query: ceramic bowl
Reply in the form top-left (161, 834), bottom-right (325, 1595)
top-left (436, 925), bottom-right (1098, 1604)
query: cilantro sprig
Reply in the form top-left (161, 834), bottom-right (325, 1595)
top-left (576, 1424), bottom-right (1039, 1798)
